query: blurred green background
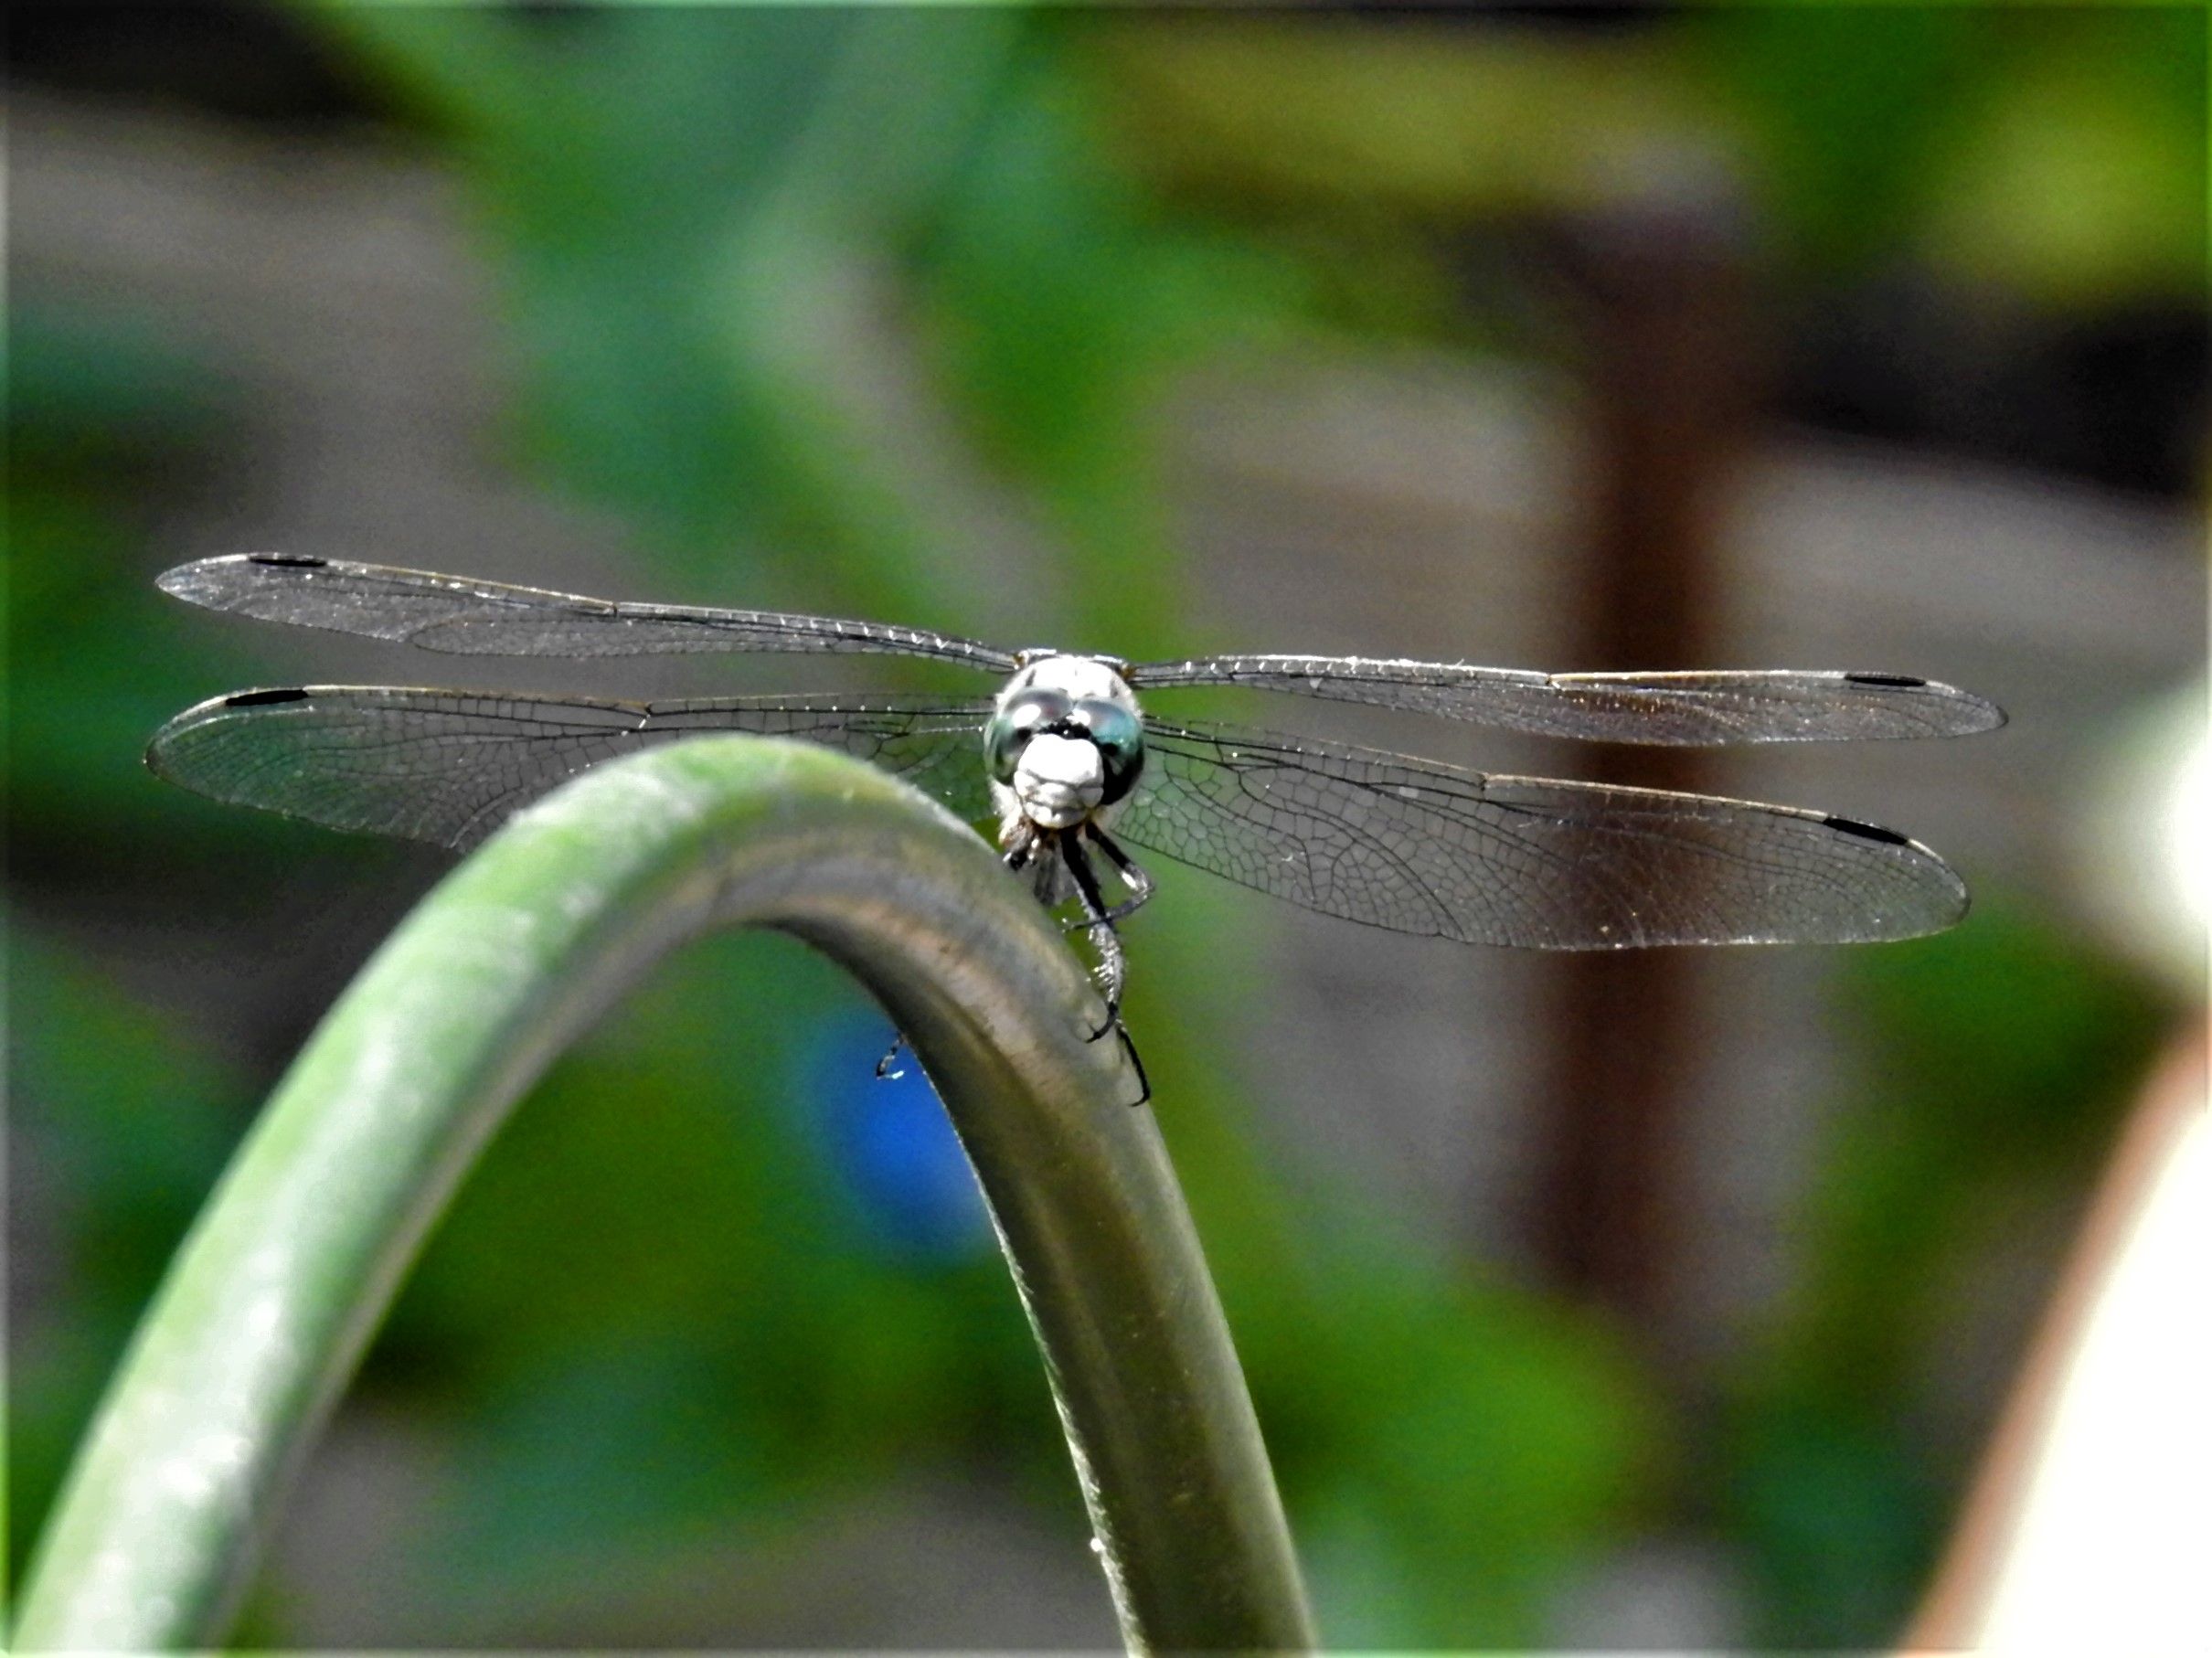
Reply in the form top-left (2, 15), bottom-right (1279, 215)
top-left (6, 5), bottom-right (2203, 1649)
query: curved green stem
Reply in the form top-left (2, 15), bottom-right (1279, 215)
top-left (13, 737), bottom-right (1313, 1653)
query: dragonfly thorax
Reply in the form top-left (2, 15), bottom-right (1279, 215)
top-left (986, 655), bottom-right (1143, 834)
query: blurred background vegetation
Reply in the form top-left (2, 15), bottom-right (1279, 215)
top-left (7, 5), bottom-right (2202, 1648)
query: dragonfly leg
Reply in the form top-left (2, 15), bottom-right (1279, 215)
top-left (1059, 834), bottom-right (1128, 1030)
top-left (1084, 825), bottom-right (1156, 923)
top-left (875, 1032), bottom-right (909, 1079)
top-left (1111, 1023), bottom-right (1152, 1109)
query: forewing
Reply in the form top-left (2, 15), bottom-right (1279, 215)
top-left (1119, 719), bottom-right (1968, 947)
top-left (1123, 656), bottom-right (2004, 744)
top-left (147, 688), bottom-right (994, 849)
top-left (157, 555), bottom-right (1021, 673)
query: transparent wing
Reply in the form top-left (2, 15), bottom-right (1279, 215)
top-left (1123, 656), bottom-right (2005, 744)
top-left (147, 687), bottom-right (994, 849)
top-left (1117, 719), bottom-right (1968, 947)
top-left (157, 555), bottom-right (1022, 673)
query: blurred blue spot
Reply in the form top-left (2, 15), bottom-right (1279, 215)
top-left (803, 1011), bottom-right (991, 1263)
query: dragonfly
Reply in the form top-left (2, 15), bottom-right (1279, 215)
top-left (149, 553), bottom-right (2003, 1098)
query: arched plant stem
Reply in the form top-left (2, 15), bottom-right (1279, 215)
top-left (13, 736), bottom-right (1314, 1654)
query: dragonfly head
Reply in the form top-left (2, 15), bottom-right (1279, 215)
top-left (987, 655), bottom-right (1143, 829)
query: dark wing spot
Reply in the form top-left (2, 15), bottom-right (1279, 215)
top-left (1824, 813), bottom-right (1911, 846)
top-left (1844, 672), bottom-right (1927, 688)
top-left (225, 687), bottom-right (314, 707)
top-left (247, 553), bottom-right (328, 569)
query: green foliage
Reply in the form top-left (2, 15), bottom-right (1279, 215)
top-left (5, 941), bottom-right (243, 1590)
top-left (6, 310), bottom-right (238, 835)
top-left (917, 61), bottom-right (1294, 635)
top-left (1707, 5), bottom-right (2207, 297)
top-left (1718, 896), bottom-right (2174, 1642)
top-left (1094, 8), bottom-right (2203, 313)
top-left (309, 5), bottom-right (1285, 649)
top-left (1697, 4), bottom-right (1986, 273)
top-left (1914, 11), bottom-right (2208, 302)
top-left (313, 6), bottom-right (1008, 614)
top-left (1276, 1259), bottom-right (1652, 1645)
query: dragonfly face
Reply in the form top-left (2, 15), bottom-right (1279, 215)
top-left (145, 552), bottom-right (2007, 1104)
top-left (985, 656), bottom-right (1145, 834)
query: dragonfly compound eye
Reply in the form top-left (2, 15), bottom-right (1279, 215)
top-left (1077, 699), bottom-right (1144, 802)
top-left (985, 687), bottom-right (1072, 784)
